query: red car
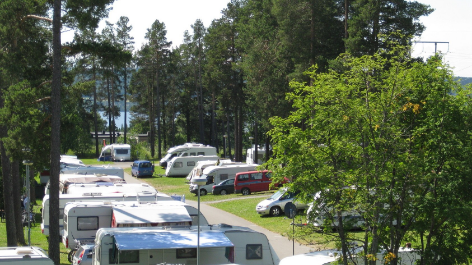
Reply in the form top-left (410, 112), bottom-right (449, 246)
top-left (234, 170), bottom-right (287, 195)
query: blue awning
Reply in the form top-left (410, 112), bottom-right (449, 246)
top-left (113, 230), bottom-right (234, 250)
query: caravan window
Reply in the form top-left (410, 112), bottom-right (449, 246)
top-left (251, 173), bottom-right (263, 180)
top-left (189, 152), bottom-right (196, 156)
top-left (77, 216), bottom-right (98, 230)
top-left (176, 248), bottom-right (197, 259)
top-left (181, 153), bottom-right (188, 157)
top-left (197, 152), bottom-right (205, 156)
top-left (246, 244), bottom-right (263, 259)
top-left (173, 162), bottom-right (183, 168)
top-left (109, 249), bottom-right (139, 264)
top-left (220, 174), bottom-right (229, 181)
top-left (115, 149), bottom-right (128, 154)
top-left (187, 161), bottom-right (196, 167)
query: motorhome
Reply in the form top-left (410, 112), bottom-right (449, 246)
top-left (98, 144), bottom-right (131, 161)
top-left (159, 143), bottom-right (217, 168)
top-left (45, 174), bottom-right (126, 195)
top-left (165, 155), bottom-right (219, 177)
top-left (62, 200), bottom-right (207, 250)
top-left (41, 191), bottom-right (170, 237)
top-left (246, 145), bottom-right (271, 164)
top-left (61, 165), bottom-right (124, 179)
top-left (93, 224), bottom-right (279, 265)
top-left (65, 183), bottom-right (157, 195)
top-left (189, 164), bottom-right (258, 195)
top-left (0, 247), bottom-right (54, 265)
top-left (185, 159), bottom-right (237, 181)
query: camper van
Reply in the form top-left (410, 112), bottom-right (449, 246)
top-left (62, 200), bottom-right (207, 250)
top-left (159, 143), bottom-right (217, 168)
top-left (189, 164), bottom-right (258, 195)
top-left (0, 247), bottom-right (54, 265)
top-left (234, 170), bottom-right (287, 195)
top-left (93, 224), bottom-right (279, 265)
top-left (65, 183), bottom-right (157, 195)
top-left (41, 191), bottom-right (169, 237)
top-left (165, 155), bottom-right (219, 177)
top-left (98, 144), bottom-right (131, 161)
top-left (44, 174), bottom-right (126, 195)
top-left (61, 165), bottom-right (125, 179)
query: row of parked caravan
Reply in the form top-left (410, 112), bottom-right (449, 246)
top-left (36, 155), bottom-right (282, 265)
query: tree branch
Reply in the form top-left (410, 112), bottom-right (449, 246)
top-left (22, 15), bottom-right (53, 23)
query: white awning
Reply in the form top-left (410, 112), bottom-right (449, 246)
top-left (113, 230), bottom-right (234, 250)
top-left (112, 206), bottom-right (192, 224)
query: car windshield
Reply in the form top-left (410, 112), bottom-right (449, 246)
top-left (269, 189), bottom-right (285, 200)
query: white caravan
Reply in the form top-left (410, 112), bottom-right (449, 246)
top-left (246, 145), bottom-right (271, 164)
top-left (61, 165), bottom-right (124, 179)
top-left (40, 156), bottom-right (85, 184)
top-left (44, 173), bottom-right (125, 195)
top-left (93, 224), bottom-right (279, 265)
top-left (0, 247), bottom-right (54, 265)
top-left (279, 247), bottom-right (420, 265)
top-left (189, 164), bottom-right (258, 195)
top-left (41, 191), bottom-right (170, 237)
top-left (159, 143), bottom-right (217, 168)
top-left (62, 200), bottom-right (207, 250)
top-left (165, 155), bottom-right (219, 177)
top-left (65, 183), bottom-right (156, 195)
top-left (98, 144), bottom-right (131, 161)
top-left (185, 159), bottom-right (242, 181)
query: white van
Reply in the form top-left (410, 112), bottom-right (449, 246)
top-left (61, 165), bottom-right (124, 179)
top-left (0, 247), bottom-right (54, 265)
top-left (62, 200), bottom-right (206, 250)
top-left (189, 164), bottom-right (258, 195)
top-left (165, 155), bottom-right (219, 177)
top-left (65, 183), bottom-right (156, 195)
top-left (98, 144), bottom-right (131, 161)
top-left (159, 143), bottom-right (217, 168)
top-left (93, 224), bottom-right (279, 265)
top-left (41, 191), bottom-right (169, 237)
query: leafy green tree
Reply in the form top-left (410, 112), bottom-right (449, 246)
top-left (267, 42), bottom-right (472, 264)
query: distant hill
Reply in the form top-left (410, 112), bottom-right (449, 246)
top-left (456, 77), bottom-right (472, 86)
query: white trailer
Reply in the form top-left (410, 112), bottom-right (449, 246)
top-left (165, 155), bottom-right (219, 177)
top-left (45, 173), bottom-right (126, 195)
top-left (65, 183), bottom-right (156, 195)
top-left (185, 159), bottom-right (238, 181)
top-left (0, 247), bottom-right (54, 265)
top-left (93, 224), bottom-right (279, 265)
top-left (159, 143), bottom-right (217, 168)
top-left (189, 164), bottom-right (259, 195)
top-left (41, 191), bottom-right (170, 237)
top-left (98, 143), bottom-right (131, 161)
top-left (246, 145), bottom-right (271, 164)
top-left (62, 200), bottom-right (207, 250)
top-left (61, 165), bottom-right (124, 179)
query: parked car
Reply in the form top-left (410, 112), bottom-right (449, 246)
top-left (72, 244), bottom-right (94, 265)
top-left (256, 188), bottom-right (308, 217)
top-left (131, 160), bottom-right (154, 178)
top-left (212, 179), bottom-right (235, 195)
top-left (234, 170), bottom-right (287, 195)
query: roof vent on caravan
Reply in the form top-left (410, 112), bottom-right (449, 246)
top-left (16, 247), bottom-right (34, 254)
top-left (82, 192), bottom-right (102, 196)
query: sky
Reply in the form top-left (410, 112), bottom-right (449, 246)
top-left (63, 0), bottom-right (472, 78)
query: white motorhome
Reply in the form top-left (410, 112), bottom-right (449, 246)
top-left (98, 144), bottom-right (131, 161)
top-left (246, 145), bottom-right (271, 164)
top-left (62, 200), bottom-right (207, 250)
top-left (159, 143), bottom-right (217, 168)
top-left (185, 159), bottom-right (240, 181)
top-left (44, 174), bottom-right (126, 195)
top-left (189, 164), bottom-right (258, 195)
top-left (41, 191), bottom-right (170, 237)
top-left (93, 224), bottom-right (279, 265)
top-left (61, 165), bottom-right (124, 179)
top-left (0, 247), bottom-right (54, 265)
top-left (165, 155), bottom-right (219, 177)
top-left (65, 183), bottom-right (156, 195)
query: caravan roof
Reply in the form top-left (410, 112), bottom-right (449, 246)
top-left (66, 183), bottom-right (156, 195)
top-left (112, 205), bottom-right (192, 225)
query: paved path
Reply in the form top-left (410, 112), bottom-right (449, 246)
top-left (115, 162), bottom-right (315, 261)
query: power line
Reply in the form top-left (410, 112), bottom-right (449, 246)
top-left (414, 41), bottom-right (450, 53)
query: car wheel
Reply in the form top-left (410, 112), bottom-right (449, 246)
top-left (220, 189), bottom-right (227, 195)
top-left (68, 250), bottom-right (76, 263)
top-left (200, 189), bottom-right (207, 196)
top-left (242, 188), bottom-right (251, 195)
top-left (270, 206), bottom-right (282, 217)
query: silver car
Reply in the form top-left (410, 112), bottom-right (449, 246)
top-left (72, 244), bottom-right (94, 265)
top-left (256, 188), bottom-right (308, 216)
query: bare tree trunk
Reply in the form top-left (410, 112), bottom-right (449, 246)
top-left (1, 141), bottom-right (16, 246)
top-left (50, 0), bottom-right (62, 263)
top-left (11, 161), bottom-right (25, 245)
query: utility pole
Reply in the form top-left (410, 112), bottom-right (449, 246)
top-left (414, 41), bottom-right (449, 54)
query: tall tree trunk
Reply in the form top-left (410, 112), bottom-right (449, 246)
top-left (111, 67), bottom-right (116, 143)
top-left (50, 0), bottom-right (62, 262)
top-left (254, 111), bottom-right (258, 164)
top-left (107, 75), bottom-right (112, 144)
top-left (156, 66), bottom-right (161, 159)
top-left (11, 161), bottom-right (25, 245)
top-left (149, 82), bottom-right (155, 157)
top-left (93, 59), bottom-right (100, 156)
top-left (1, 141), bottom-right (15, 246)
top-left (211, 93), bottom-right (216, 148)
top-left (124, 64), bottom-right (128, 144)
